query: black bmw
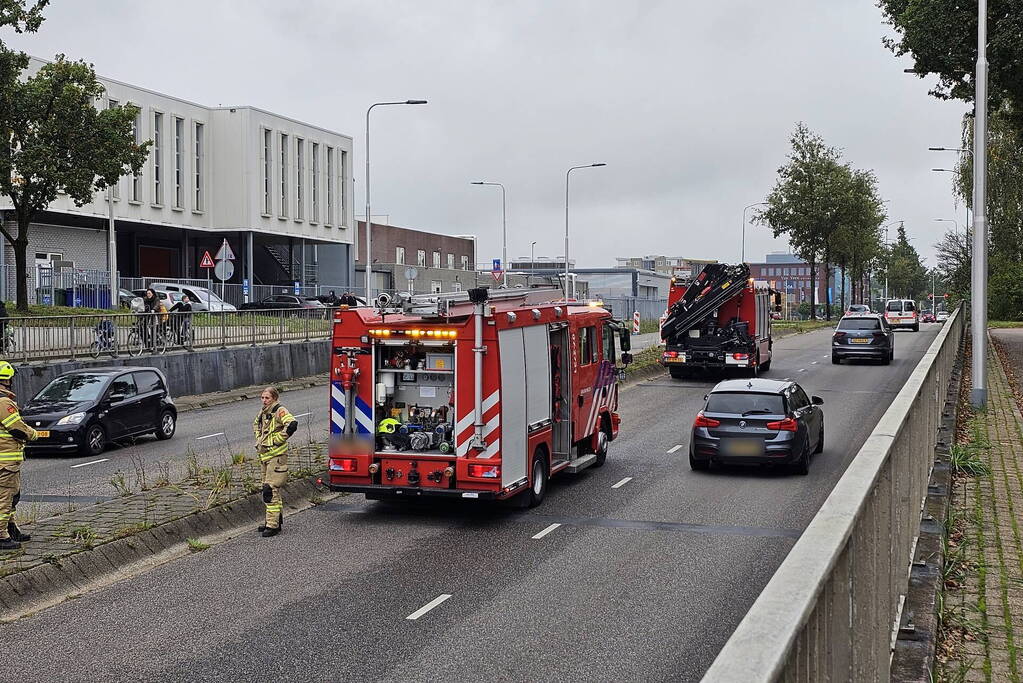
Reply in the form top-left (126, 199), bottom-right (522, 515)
top-left (22, 368), bottom-right (177, 456)
top-left (689, 378), bottom-right (824, 475)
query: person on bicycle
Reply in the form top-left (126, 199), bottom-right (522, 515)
top-left (169, 294), bottom-right (193, 346)
top-left (95, 316), bottom-right (116, 351)
top-left (140, 288), bottom-right (158, 350)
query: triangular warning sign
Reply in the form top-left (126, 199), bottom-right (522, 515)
top-left (215, 239), bottom-right (236, 261)
top-left (200, 251), bottom-right (215, 269)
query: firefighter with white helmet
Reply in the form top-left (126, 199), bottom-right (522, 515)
top-left (0, 360), bottom-right (37, 550)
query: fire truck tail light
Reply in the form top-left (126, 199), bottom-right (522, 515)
top-left (330, 458), bottom-right (358, 472)
top-left (732, 353), bottom-right (749, 361)
top-left (665, 351), bottom-right (679, 358)
top-left (468, 464), bottom-right (500, 478)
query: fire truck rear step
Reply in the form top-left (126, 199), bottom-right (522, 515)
top-left (565, 453), bottom-right (598, 473)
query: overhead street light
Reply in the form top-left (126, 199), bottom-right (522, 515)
top-left (971, 0), bottom-right (989, 408)
top-left (364, 99), bottom-right (428, 301)
top-left (471, 181), bottom-right (507, 287)
top-left (741, 202), bottom-right (767, 263)
top-left (564, 163), bottom-right (606, 301)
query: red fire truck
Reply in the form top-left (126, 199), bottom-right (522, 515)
top-left (326, 287), bottom-right (632, 507)
top-left (660, 263), bottom-right (779, 379)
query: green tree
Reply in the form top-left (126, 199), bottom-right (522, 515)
top-left (879, 0), bottom-right (1023, 133)
top-left (757, 123), bottom-right (849, 321)
top-left (830, 169), bottom-right (886, 309)
top-left (1, 3), bottom-right (149, 310)
top-left (934, 227), bottom-right (970, 306)
top-left (885, 224), bottom-right (929, 300)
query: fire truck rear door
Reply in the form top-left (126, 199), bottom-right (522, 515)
top-left (497, 326), bottom-right (551, 489)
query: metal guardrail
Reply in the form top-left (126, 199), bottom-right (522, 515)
top-left (0, 308), bottom-right (335, 362)
top-left (702, 307), bottom-right (965, 682)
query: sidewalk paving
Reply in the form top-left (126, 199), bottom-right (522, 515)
top-left (940, 337), bottom-right (1023, 682)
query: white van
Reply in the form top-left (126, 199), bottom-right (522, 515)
top-left (884, 299), bottom-right (919, 332)
top-left (148, 283), bottom-right (237, 312)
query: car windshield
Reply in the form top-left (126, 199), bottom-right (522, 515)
top-left (838, 318), bottom-right (881, 331)
top-left (34, 374), bottom-right (107, 403)
top-left (706, 392), bottom-right (785, 415)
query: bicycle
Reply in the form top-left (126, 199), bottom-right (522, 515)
top-left (0, 328), bottom-right (15, 355)
top-left (90, 321), bottom-right (118, 358)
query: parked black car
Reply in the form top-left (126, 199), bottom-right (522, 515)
top-left (689, 378), bottom-right (824, 475)
top-left (832, 314), bottom-right (894, 365)
top-left (23, 368), bottom-right (177, 456)
top-left (239, 295), bottom-right (326, 311)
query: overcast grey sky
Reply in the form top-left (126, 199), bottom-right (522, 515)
top-left (7, 0), bottom-right (968, 269)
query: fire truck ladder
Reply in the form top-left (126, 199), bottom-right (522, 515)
top-left (660, 263), bottom-right (750, 341)
top-left (399, 287), bottom-right (562, 316)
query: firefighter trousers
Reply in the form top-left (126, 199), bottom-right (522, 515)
top-left (260, 454), bottom-right (288, 529)
top-left (0, 467), bottom-right (20, 540)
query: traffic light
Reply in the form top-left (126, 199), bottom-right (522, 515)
top-left (944, 293), bottom-right (950, 299)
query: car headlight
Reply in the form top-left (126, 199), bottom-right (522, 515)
top-left (56, 412), bottom-right (87, 426)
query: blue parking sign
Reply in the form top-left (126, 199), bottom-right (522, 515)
top-left (242, 278), bottom-right (250, 296)
top-left (293, 281), bottom-right (300, 295)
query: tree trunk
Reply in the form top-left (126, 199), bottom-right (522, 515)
top-left (808, 257), bottom-right (816, 321)
top-left (840, 259), bottom-right (847, 311)
top-left (14, 214), bottom-right (30, 313)
top-left (823, 254), bottom-right (832, 321)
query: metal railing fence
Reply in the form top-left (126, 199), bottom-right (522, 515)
top-left (0, 308), bottom-right (334, 363)
top-left (702, 307), bottom-right (964, 682)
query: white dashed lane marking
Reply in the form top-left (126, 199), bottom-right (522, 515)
top-left (667, 444), bottom-right (683, 454)
top-left (196, 432), bottom-right (224, 441)
top-left (70, 458), bottom-right (108, 469)
top-left (611, 477), bottom-right (633, 489)
top-left (406, 594), bottom-right (452, 620)
top-left (532, 523), bottom-right (562, 540)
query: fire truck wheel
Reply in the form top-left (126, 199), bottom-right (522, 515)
top-left (749, 353), bottom-right (760, 378)
top-left (523, 451), bottom-right (549, 508)
top-left (760, 357), bottom-right (772, 373)
top-left (592, 425), bottom-right (609, 468)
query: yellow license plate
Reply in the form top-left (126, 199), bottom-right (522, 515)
top-left (36, 430), bottom-right (50, 438)
top-left (663, 357), bottom-right (685, 363)
top-left (851, 338), bottom-right (871, 344)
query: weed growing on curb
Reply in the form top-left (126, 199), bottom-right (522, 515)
top-left (949, 444), bottom-right (991, 477)
top-left (65, 473), bottom-right (77, 513)
top-left (15, 501), bottom-right (41, 525)
top-left (186, 538), bottom-right (209, 553)
top-left (185, 448), bottom-right (202, 484)
top-left (111, 522), bottom-right (153, 539)
top-left (109, 471), bottom-right (132, 497)
top-left (128, 451), bottom-right (149, 491)
top-left (231, 452), bottom-right (248, 465)
top-left (153, 460), bottom-right (171, 488)
top-left (69, 525), bottom-right (97, 549)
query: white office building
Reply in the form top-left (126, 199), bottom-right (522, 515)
top-left (0, 57), bottom-right (356, 305)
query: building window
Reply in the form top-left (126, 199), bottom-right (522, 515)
top-left (279, 133), bottom-right (288, 217)
top-left (461, 255), bottom-right (469, 270)
top-left (193, 122), bottom-right (204, 211)
top-left (325, 147), bottom-right (334, 226)
top-left (432, 251), bottom-right (441, 268)
top-left (295, 138), bottom-right (304, 221)
top-left (262, 129), bottom-right (272, 215)
top-left (130, 108), bottom-right (141, 202)
top-left (396, 247), bottom-right (405, 265)
top-left (173, 116), bottom-right (184, 208)
top-left (431, 280), bottom-right (443, 294)
top-left (452, 281), bottom-right (462, 292)
top-left (310, 142), bottom-right (319, 223)
top-left (107, 100), bottom-right (120, 200)
top-left (446, 253), bottom-right (454, 270)
top-left (152, 111), bottom-right (163, 205)
top-left (417, 250), bottom-right (426, 267)
top-left (339, 150), bottom-right (348, 226)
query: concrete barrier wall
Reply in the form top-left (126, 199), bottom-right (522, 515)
top-left (12, 341), bottom-right (330, 401)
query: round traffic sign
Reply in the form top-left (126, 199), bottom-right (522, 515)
top-left (404, 267), bottom-right (419, 281)
top-left (214, 260), bottom-right (235, 281)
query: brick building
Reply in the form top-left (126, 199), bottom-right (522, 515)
top-left (353, 220), bottom-right (477, 295)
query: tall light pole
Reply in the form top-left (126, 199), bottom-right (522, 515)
top-left (972, 0), bottom-right (989, 408)
top-left (364, 99), bottom-right (427, 302)
top-left (564, 163), bottom-right (606, 300)
top-left (881, 219), bottom-right (904, 303)
top-left (107, 186), bottom-right (117, 310)
top-left (741, 202), bottom-right (767, 263)
top-left (934, 217), bottom-right (960, 236)
top-left (530, 241), bottom-right (536, 269)
top-left (471, 181), bottom-right (507, 287)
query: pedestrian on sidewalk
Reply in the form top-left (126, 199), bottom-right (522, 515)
top-left (253, 387), bottom-right (297, 537)
top-left (338, 291), bottom-right (358, 307)
top-left (168, 294), bottom-right (193, 346)
top-left (0, 361), bottom-right (37, 551)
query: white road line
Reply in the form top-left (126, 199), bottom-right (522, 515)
top-left (406, 594), bottom-right (452, 620)
top-left (293, 412), bottom-right (311, 418)
top-left (70, 458), bottom-right (108, 469)
top-left (798, 368), bottom-right (807, 372)
top-left (196, 432), bottom-right (225, 441)
top-left (611, 477), bottom-right (633, 489)
top-left (667, 444), bottom-right (683, 454)
top-left (784, 377), bottom-right (791, 381)
top-left (811, 361), bottom-right (819, 365)
top-left (531, 523), bottom-right (562, 540)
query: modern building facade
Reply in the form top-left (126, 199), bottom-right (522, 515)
top-left (0, 57), bottom-right (356, 302)
top-left (615, 255), bottom-right (717, 277)
top-left (747, 259), bottom-right (829, 306)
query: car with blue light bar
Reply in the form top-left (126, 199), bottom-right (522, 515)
top-left (688, 378), bottom-right (823, 475)
top-left (22, 367), bottom-right (176, 456)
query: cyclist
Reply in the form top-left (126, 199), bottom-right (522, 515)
top-left (94, 316), bottom-right (116, 352)
top-left (168, 294), bottom-right (193, 346)
top-left (140, 288), bottom-right (158, 351)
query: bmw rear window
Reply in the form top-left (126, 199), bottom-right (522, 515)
top-left (706, 392), bottom-right (785, 415)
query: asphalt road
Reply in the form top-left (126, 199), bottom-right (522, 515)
top-left (19, 385), bottom-right (331, 520)
top-left (1, 324), bottom-right (943, 682)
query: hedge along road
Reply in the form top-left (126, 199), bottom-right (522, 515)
top-left (0, 325), bottom-right (943, 682)
top-left (18, 384), bottom-right (331, 521)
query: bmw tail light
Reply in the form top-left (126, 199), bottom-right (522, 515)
top-left (693, 411), bottom-right (721, 428)
top-left (766, 417), bottom-right (798, 432)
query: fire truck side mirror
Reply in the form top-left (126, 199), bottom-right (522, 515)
top-left (619, 327), bottom-right (631, 352)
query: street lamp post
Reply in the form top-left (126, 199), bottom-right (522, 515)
top-left (530, 241), bottom-right (536, 270)
top-left (471, 181), bottom-right (507, 287)
top-left (364, 99), bottom-right (427, 302)
top-left (972, 0), bottom-right (989, 408)
top-left (564, 163), bottom-right (606, 301)
top-left (741, 202), bottom-right (767, 263)
top-left (881, 219), bottom-right (904, 304)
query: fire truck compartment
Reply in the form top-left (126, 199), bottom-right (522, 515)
top-left (374, 342), bottom-right (457, 456)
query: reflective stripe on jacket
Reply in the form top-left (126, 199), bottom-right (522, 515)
top-left (253, 403), bottom-right (295, 461)
top-left (0, 389), bottom-right (38, 466)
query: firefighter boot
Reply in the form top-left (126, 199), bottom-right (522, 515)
top-left (0, 537), bottom-right (20, 551)
top-left (261, 526), bottom-right (280, 538)
top-left (256, 513), bottom-right (283, 533)
top-left (8, 521), bottom-right (29, 542)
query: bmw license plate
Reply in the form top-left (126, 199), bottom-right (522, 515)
top-left (851, 338), bottom-right (870, 344)
top-left (722, 438), bottom-right (764, 457)
top-left (36, 430), bottom-right (50, 438)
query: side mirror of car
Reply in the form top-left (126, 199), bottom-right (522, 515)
top-left (620, 352), bottom-right (633, 366)
top-left (811, 396), bottom-right (824, 406)
top-left (108, 392), bottom-right (126, 403)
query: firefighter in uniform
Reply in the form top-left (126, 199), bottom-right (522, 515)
top-left (0, 361), bottom-right (37, 551)
top-left (253, 387), bottom-right (297, 537)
